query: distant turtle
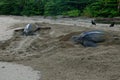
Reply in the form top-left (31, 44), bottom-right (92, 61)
top-left (109, 22), bottom-right (115, 27)
top-left (23, 24), bottom-right (32, 35)
top-left (23, 23), bottom-right (40, 36)
top-left (91, 20), bottom-right (96, 25)
top-left (71, 30), bottom-right (106, 47)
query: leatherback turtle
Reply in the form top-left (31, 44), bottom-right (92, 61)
top-left (23, 24), bottom-right (32, 36)
top-left (71, 30), bottom-right (106, 47)
top-left (23, 23), bottom-right (40, 36)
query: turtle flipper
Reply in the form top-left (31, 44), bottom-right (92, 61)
top-left (82, 40), bottom-right (97, 47)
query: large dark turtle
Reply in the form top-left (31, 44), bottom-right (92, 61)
top-left (71, 30), bottom-right (106, 47)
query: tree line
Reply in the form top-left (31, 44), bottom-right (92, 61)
top-left (0, 0), bottom-right (119, 17)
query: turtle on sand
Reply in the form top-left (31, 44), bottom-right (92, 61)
top-left (23, 23), bottom-right (40, 36)
top-left (71, 30), bottom-right (106, 47)
top-left (23, 24), bottom-right (32, 36)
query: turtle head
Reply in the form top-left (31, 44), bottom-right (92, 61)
top-left (71, 36), bottom-right (83, 44)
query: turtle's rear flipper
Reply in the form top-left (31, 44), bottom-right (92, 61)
top-left (82, 40), bottom-right (97, 47)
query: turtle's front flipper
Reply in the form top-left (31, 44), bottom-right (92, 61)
top-left (82, 40), bottom-right (97, 47)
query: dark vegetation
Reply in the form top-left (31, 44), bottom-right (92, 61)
top-left (0, 0), bottom-right (119, 17)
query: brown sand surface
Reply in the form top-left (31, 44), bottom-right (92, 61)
top-left (0, 15), bottom-right (120, 80)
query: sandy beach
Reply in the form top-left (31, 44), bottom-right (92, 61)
top-left (0, 15), bottom-right (120, 80)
